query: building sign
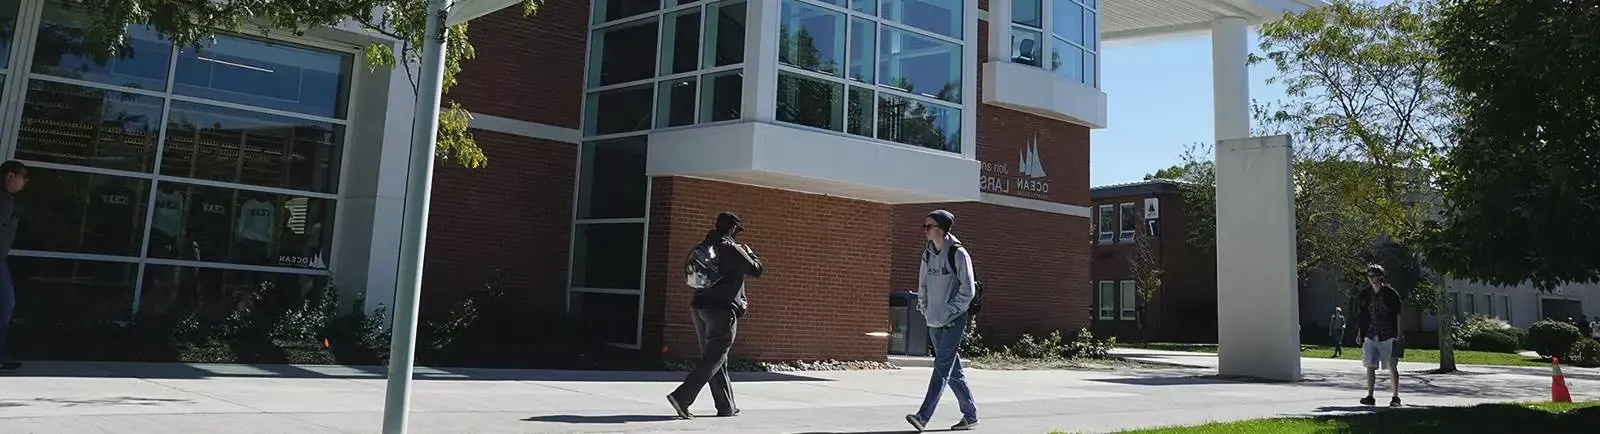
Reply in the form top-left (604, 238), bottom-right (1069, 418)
top-left (980, 134), bottom-right (1051, 200)
top-left (1144, 197), bottom-right (1160, 219)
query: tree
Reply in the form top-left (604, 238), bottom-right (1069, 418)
top-left (1128, 220), bottom-right (1164, 343)
top-left (69, 0), bottom-right (546, 169)
top-left (1425, 0), bottom-right (1600, 291)
top-left (1143, 164), bottom-right (1189, 181)
top-left (1177, 0), bottom-right (1459, 370)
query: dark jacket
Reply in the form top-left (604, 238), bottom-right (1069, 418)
top-left (1352, 284), bottom-right (1403, 341)
top-left (0, 191), bottom-right (17, 258)
top-left (690, 230), bottom-right (763, 314)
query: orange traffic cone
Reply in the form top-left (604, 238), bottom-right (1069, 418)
top-left (1552, 356), bottom-right (1573, 403)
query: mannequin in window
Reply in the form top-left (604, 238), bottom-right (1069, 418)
top-left (1013, 38), bottom-right (1039, 67)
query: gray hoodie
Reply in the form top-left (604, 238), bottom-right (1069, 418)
top-left (917, 234), bottom-right (976, 328)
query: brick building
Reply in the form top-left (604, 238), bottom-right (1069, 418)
top-left (1088, 180), bottom-right (1217, 343)
top-left (0, 0), bottom-right (1321, 363)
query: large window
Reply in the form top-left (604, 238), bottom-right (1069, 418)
top-left (1098, 280), bottom-right (1115, 320)
top-left (1007, 0), bottom-right (1098, 87)
top-left (775, 0), bottom-right (965, 153)
top-left (7, 1), bottom-right (353, 323)
top-left (580, 0), bottom-right (750, 347)
top-left (1096, 204), bottom-right (1114, 243)
top-left (1118, 202), bottom-right (1135, 242)
top-left (1120, 280), bottom-right (1137, 320)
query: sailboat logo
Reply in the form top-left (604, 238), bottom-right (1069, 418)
top-left (1018, 135), bottom-right (1047, 179)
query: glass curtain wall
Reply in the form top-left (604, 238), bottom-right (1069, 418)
top-left (2, 1), bottom-right (355, 325)
top-left (774, 0), bottom-right (965, 153)
top-left (1007, 0), bottom-right (1098, 87)
top-left (577, 0), bottom-right (748, 348)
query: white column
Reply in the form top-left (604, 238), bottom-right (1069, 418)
top-left (743, 0), bottom-right (780, 122)
top-left (986, 0), bottom-right (1011, 62)
top-left (1211, 16), bottom-right (1250, 141)
top-left (1215, 135), bottom-right (1301, 382)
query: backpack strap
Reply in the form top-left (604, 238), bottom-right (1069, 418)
top-left (944, 242), bottom-right (964, 273)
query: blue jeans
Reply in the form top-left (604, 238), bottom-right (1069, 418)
top-left (0, 262), bottom-right (13, 362)
top-left (916, 313), bottom-right (977, 422)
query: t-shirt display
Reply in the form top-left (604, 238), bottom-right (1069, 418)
top-left (235, 198), bottom-right (276, 243)
top-left (151, 188), bottom-right (184, 237)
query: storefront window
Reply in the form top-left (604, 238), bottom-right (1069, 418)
top-left (9, 257), bottom-right (139, 324)
top-left (5, 1), bottom-right (355, 320)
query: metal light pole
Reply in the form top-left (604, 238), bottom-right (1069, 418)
top-left (378, 0), bottom-right (519, 432)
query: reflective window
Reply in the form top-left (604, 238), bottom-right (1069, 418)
top-left (779, 0), bottom-right (846, 76)
top-left (577, 137), bottom-right (649, 220)
top-left (173, 34), bottom-right (353, 119)
top-left (851, 0), bottom-right (876, 14)
top-left (144, 182), bottom-right (333, 270)
top-left (876, 93), bottom-right (959, 152)
top-left (32, 3), bottom-right (172, 91)
top-left (701, 70), bottom-right (743, 122)
top-left (777, 72), bottom-right (844, 131)
top-left (16, 81), bottom-right (164, 172)
top-left (571, 223), bottom-right (645, 290)
top-left (1097, 205), bottom-right (1115, 242)
top-left (569, 291), bottom-right (641, 345)
top-left (1012, 0), bottom-right (1042, 28)
top-left (1051, 0), bottom-right (1085, 45)
top-left (880, 0), bottom-right (963, 39)
top-left (588, 19), bottom-right (659, 87)
top-left (0, 0), bottom-right (20, 66)
top-left (660, 9), bottom-right (701, 75)
top-left (585, 84), bottom-right (654, 135)
top-left (878, 26), bottom-right (960, 103)
top-left (847, 18), bottom-right (875, 83)
top-left (846, 86), bottom-right (873, 137)
top-left (9, 257), bottom-right (138, 323)
top-left (592, 0), bottom-right (659, 24)
top-left (140, 264), bottom-right (325, 324)
top-left (159, 101), bottom-right (344, 193)
top-left (657, 78), bottom-right (697, 128)
top-left (13, 168), bottom-right (149, 257)
top-left (1011, 27), bottom-right (1042, 67)
top-left (1119, 202), bottom-right (1136, 242)
top-left (704, 0), bottom-right (747, 68)
top-left (1051, 38), bottom-right (1084, 83)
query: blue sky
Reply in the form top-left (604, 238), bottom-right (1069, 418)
top-left (1088, 31), bottom-right (1287, 187)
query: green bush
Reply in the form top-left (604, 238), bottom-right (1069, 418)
top-left (989, 328), bottom-right (1114, 360)
top-left (1467, 329), bottom-right (1521, 353)
top-left (1453, 315), bottom-right (1515, 349)
top-left (1569, 339), bottom-right (1600, 368)
top-left (1528, 320), bottom-right (1585, 359)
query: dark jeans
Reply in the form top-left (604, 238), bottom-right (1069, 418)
top-left (670, 307), bottom-right (738, 414)
top-left (0, 262), bottom-right (13, 362)
top-left (916, 313), bottom-right (976, 422)
top-left (1332, 328), bottom-right (1346, 354)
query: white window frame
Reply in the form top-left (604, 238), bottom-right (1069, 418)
top-left (1119, 279), bottom-right (1136, 320)
top-left (0, 1), bottom-right (362, 317)
top-left (1097, 280), bottom-right (1114, 320)
top-left (993, 0), bottom-right (1099, 88)
top-left (1118, 202), bottom-right (1135, 243)
top-left (1096, 204), bottom-right (1114, 243)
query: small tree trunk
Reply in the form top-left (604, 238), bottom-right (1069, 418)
top-left (1437, 290), bottom-right (1457, 373)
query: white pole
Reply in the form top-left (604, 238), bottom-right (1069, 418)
top-left (381, 0), bottom-right (451, 432)
top-left (1210, 16), bottom-right (1250, 141)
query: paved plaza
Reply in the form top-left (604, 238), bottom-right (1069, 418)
top-left (0, 350), bottom-right (1594, 433)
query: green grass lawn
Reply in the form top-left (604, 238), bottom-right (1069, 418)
top-left (1119, 342), bottom-right (1553, 367)
top-left (1100, 401), bottom-right (1600, 433)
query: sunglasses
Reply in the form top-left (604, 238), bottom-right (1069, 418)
top-left (923, 223), bottom-right (938, 230)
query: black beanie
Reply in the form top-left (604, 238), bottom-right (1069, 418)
top-left (715, 212), bottom-right (742, 232)
top-left (928, 209), bottom-right (954, 233)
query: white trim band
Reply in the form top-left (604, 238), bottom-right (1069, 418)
top-left (468, 113), bottom-right (582, 144)
top-left (979, 192), bottom-right (1092, 218)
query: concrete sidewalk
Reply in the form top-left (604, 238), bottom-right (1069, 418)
top-left (0, 359), bottom-right (1594, 434)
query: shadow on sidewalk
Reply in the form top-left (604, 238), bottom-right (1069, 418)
top-left (5, 361), bottom-right (830, 383)
top-left (522, 414), bottom-right (681, 424)
top-left (0, 396), bottom-right (192, 408)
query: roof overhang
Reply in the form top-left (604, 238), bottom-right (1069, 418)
top-left (1102, 0), bottom-right (1330, 44)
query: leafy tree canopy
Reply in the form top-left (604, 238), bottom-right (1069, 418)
top-left (1425, 0), bottom-right (1600, 290)
top-left (70, 0), bottom-right (544, 169)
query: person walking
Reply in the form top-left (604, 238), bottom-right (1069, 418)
top-left (0, 160), bottom-right (28, 373)
top-left (905, 210), bottom-right (978, 432)
top-left (1329, 307), bottom-right (1347, 357)
top-left (1354, 264), bottom-right (1403, 407)
top-left (667, 212), bottom-right (762, 419)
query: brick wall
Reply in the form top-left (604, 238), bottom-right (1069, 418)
top-left (1089, 191), bottom-right (1218, 343)
top-left (974, 17), bottom-right (1092, 208)
top-left (420, 131), bottom-right (575, 317)
top-left (449, 1), bottom-right (587, 129)
top-left (891, 203), bottom-right (1092, 344)
top-left (643, 177), bottom-right (892, 362)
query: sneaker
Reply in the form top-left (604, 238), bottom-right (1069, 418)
top-left (904, 414), bottom-right (926, 432)
top-left (1389, 396), bottom-right (1402, 408)
top-left (0, 361), bottom-right (20, 373)
top-left (951, 417), bottom-right (979, 430)
top-left (1360, 396), bottom-right (1375, 406)
top-left (715, 409), bottom-right (741, 417)
top-left (666, 395), bottom-right (693, 420)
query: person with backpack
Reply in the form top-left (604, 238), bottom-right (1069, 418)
top-left (905, 209), bottom-right (979, 432)
top-left (668, 212), bottom-right (762, 419)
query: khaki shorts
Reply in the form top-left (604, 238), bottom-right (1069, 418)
top-left (1361, 337), bottom-right (1397, 370)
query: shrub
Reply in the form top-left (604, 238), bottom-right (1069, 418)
top-left (1453, 315), bottom-right (1513, 349)
top-left (1063, 328), bottom-right (1115, 359)
top-left (1528, 320), bottom-right (1585, 359)
top-left (1467, 329), bottom-right (1521, 353)
top-left (1569, 339), bottom-right (1600, 368)
top-left (959, 319), bottom-right (987, 358)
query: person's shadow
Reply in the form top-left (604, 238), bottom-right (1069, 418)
top-left (522, 415), bottom-right (680, 424)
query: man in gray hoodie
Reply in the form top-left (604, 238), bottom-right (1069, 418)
top-left (0, 160), bottom-right (27, 373)
top-left (905, 209), bottom-right (978, 431)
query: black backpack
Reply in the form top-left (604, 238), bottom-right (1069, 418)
top-left (943, 243), bottom-right (983, 317)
